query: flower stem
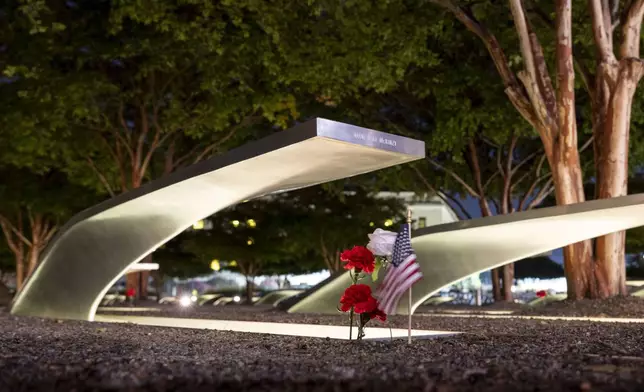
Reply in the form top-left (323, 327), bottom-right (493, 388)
top-left (348, 270), bottom-right (359, 340)
top-left (349, 307), bottom-right (354, 340)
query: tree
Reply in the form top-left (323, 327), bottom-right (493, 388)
top-left (3, 1), bottom-right (303, 297)
top-left (247, 0), bottom-right (644, 299)
top-left (514, 255), bottom-right (565, 280)
top-left (184, 194), bottom-right (313, 303)
top-left (150, 237), bottom-right (212, 297)
top-left (329, 56), bottom-right (573, 301)
top-left (286, 185), bottom-right (406, 273)
top-left (183, 184), bottom-right (404, 301)
top-left (0, 242), bottom-right (15, 304)
top-left (0, 1), bottom-right (86, 173)
top-left (8, 0), bottom-right (298, 197)
top-left (626, 254), bottom-right (644, 279)
top-left (0, 168), bottom-right (95, 291)
top-left (425, 0), bottom-right (644, 299)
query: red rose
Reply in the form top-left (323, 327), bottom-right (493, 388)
top-left (340, 246), bottom-right (375, 273)
top-left (370, 307), bottom-right (387, 322)
top-left (340, 284), bottom-right (378, 314)
top-left (536, 290), bottom-right (547, 298)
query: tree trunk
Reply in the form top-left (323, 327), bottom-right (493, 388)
top-left (594, 59), bottom-right (644, 297)
top-left (476, 198), bottom-right (506, 302)
top-left (150, 270), bottom-right (165, 301)
top-left (491, 268), bottom-right (502, 302)
top-left (25, 248), bottom-right (40, 282)
top-left (502, 263), bottom-right (514, 301)
top-left (551, 147), bottom-right (596, 299)
top-left (15, 254), bottom-right (25, 292)
top-left (245, 277), bottom-right (254, 305)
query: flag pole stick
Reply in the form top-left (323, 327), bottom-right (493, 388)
top-left (407, 208), bottom-right (412, 345)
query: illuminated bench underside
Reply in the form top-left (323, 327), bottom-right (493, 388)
top-left (11, 118), bottom-right (425, 321)
top-left (287, 194), bottom-right (644, 315)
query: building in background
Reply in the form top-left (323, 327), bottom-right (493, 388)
top-left (376, 192), bottom-right (460, 229)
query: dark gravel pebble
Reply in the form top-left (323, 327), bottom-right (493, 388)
top-left (3, 306), bottom-right (644, 391)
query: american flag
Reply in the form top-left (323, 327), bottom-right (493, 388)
top-left (376, 223), bottom-right (422, 315)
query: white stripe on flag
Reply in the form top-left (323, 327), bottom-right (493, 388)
top-left (380, 267), bottom-right (421, 314)
top-left (377, 255), bottom-right (416, 294)
top-left (380, 271), bottom-right (422, 314)
top-left (377, 256), bottom-right (422, 314)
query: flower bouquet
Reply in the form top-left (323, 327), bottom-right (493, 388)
top-left (338, 228), bottom-right (398, 340)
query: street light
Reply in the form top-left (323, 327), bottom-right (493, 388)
top-left (210, 259), bottom-right (220, 271)
top-left (247, 219), bottom-right (256, 228)
top-left (192, 220), bottom-right (205, 230)
top-left (179, 296), bottom-right (192, 307)
top-left (231, 220), bottom-right (240, 227)
top-left (384, 219), bottom-right (393, 227)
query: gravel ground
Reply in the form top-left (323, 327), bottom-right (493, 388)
top-left (1, 306), bottom-right (643, 391)
top-left (416, 297), bottom-right (644, 318)
top-left (99, 296), bottom-right (644, 324)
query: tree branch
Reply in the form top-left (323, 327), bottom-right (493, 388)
top-left (410, 165), bottom-right (472, 220)
top-left (509, 0), bottom-right (557, 129)
top-left (118, 103), bottom-right (133, 146)
top-left (528, 178), bottom-right (555, 208)
top-left (0, 212), bottom-right (32, 247)
top-left (510, 150), bottom-right (539, 177)
top-left (489, 197), bottom-right (501, 214)
top-left (134, 103), bottom-right (150, 178)
top-left (468, 139), bottom-right (488, 197)
top-left (621, 0), bottom-right (644, 58)
top-left (483, 169), bottom-right (502, 191)
top-left (42, 222), bottom-right (58, 246)
top-left (518, 173), bottom-right (551, 210)
top-left (115, 106), bottom-right (135, 161)
top-left (580, 134), bottom-right (595, 153)
top-left (589, 0), bottom-right (617, 61)
top-left (555, 0), bottom-right (578, 151)
top-left (530, 4), bottom-right (596, 97)
top-left (192, 115), bottom-right (262, 164)
top-left (443, 191), bottom-right (474, 220)
top-left (86, 156), bottom-right (116, 197)
top-left (0, 215), bottom-right (21, 254)
top-left (427, 157), bottom-right (479, 197)
top-left (429, 0), bottom-right (539, 127)
top-left (510, 168), bottom-right (533, 192)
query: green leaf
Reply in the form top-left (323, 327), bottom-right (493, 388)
top-left (371, 259), bottom-right (381, 282)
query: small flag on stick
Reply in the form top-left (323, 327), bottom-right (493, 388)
top-left (377, 221), bottom-right (422, 315)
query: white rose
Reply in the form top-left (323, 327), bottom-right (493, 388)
top-left (367, 228), bottom-right (398, 256)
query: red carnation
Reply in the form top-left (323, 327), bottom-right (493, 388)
top-left (340, 246), bottom-right (375, 273)
top-left (370, 307), bottom-right (387, 322)
top-left (340, 284), bottom-right (378, 314)
top-left (536, 290), bottom-right (547, 298)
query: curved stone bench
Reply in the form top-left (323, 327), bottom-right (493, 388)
top-left (287, 194), bottom-right (644, 315)
top-left (10, 118), bottom-right (425, 321)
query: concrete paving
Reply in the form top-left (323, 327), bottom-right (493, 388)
top-left (94, 314), bottom-right (460, 341)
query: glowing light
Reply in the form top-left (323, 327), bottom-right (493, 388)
top-left (384, 219), bottom-right (393, 227)
top-left (231, 220), bottom-right (240, 227)
top-left (229, 260), bottom-right (237, 267)
top-left (247, 237), bottom-right (254, 246)
top-left (369, 222), bottom-right (375, 227)
top-left (190, 295), bottom-right (198, 302)
top-left (210, 260), bottom-right (220, 271)
top-left (247, 219), bottom-right (256, 228)
top-left (233, 296), bottom-right (241, 302)
top-left (179, 296), bottom-right (192, 307)
top-left (192, 220), bottom-right (205, 230)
